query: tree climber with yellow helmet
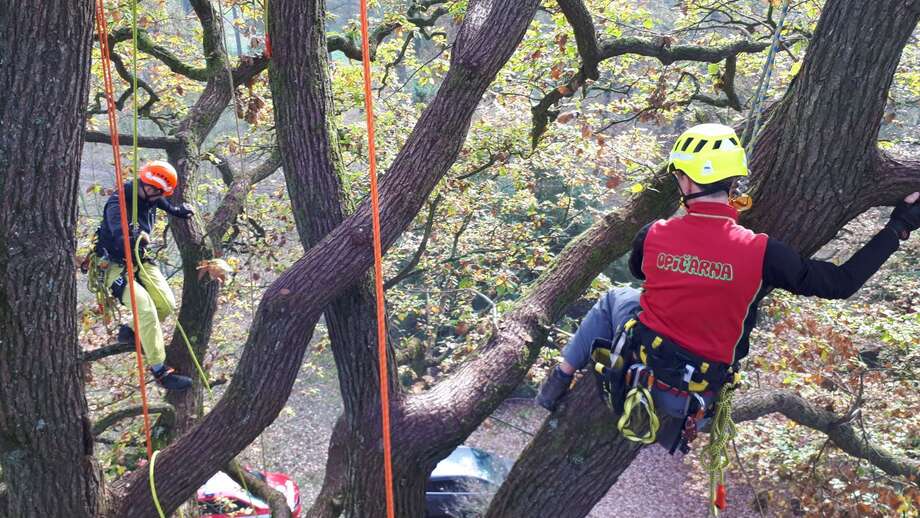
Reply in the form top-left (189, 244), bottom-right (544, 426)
top-left (537, 123), bottom-right (920, 452)
top-left (93, 160), bottom-right (195, 391)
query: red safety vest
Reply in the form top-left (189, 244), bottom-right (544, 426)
top-left (638, 202), bottom-right (768, 364)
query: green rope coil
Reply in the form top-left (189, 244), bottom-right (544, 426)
top-left (701, 383), bottom-right (737, 516)
top-left (618, 386), bottom-right (660, 444)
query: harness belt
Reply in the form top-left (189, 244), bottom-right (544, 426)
top-left (630, 319), bottom-right (739, 394)
top-left (591, 317), bottom-right (742, 450)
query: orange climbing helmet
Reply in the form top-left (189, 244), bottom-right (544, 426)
top-left (138, 160), bottom-right (178, 196)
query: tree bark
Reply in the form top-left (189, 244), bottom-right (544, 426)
top-left (109, 1), bottom-right (541, 515)
top-left (268, 1), bottom-right (402, 516)
top-left (486, 1), bottom-right (920, 516)
top-left (0, 1), bottom-right (103, 516)
top-left (161, 0), bottom-right (271, 436)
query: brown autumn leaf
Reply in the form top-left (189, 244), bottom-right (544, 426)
top-left (606, 175), bottom-right (623, 189)
top-left (557, 85), bottom-right (573, 96)
top-left (556, 111), bottom-right (576, 124)
top-left (196, 258), bottom-right (233, 284)
top-left (455, 322), bottom-right (470, 336)
top-left (555, 33), bottom-right (568, 53)
top-left (531, 50), bottom-right (542, 60)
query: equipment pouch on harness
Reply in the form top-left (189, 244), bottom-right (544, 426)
top-left (590, 318), bottom-right (639, 416)
top-left (631, 320), bottom-right (735, 396)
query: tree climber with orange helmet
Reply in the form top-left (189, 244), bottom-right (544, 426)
top-left (94, 160), bottom-right (195, 391)
top-left (537, 123), bottom-right (920, 452)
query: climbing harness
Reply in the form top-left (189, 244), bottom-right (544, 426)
top-left (591, 315), bottom-right (744, 514)
top-left (85, 244), bottom-right (121, 324)
top-left (732, 0), bottom-right (792, 213)
top-left (591, 317), bottom-right (739, 454)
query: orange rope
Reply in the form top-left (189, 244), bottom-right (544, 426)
top-left (358, 2), bottom-right (395, 516)
top-left (93, 0), bottom-right (154, 460)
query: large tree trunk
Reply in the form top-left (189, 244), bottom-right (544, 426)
top-left (109, 1), bottom-right (542, 515)
top-left (486, 1), bottom-right (920, 516)
top-left (0, 1), bottom-right (102, 516)
top-left (267, 1), bottom-right (403, 516)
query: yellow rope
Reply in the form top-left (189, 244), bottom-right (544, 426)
top-left (617, 386), bottom-right (659, 444)
top-left (133, 237), bottom-right (212, 394)
top-left (149, 450), bottom-right (165, 518)
top-left (701, 383), bottom-right (737, 516)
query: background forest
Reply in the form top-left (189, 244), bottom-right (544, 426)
top-left (1, 0), bottom-right (919, 516)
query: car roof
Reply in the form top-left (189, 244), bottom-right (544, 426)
top-left (430, 446), bottom-right (505, 485)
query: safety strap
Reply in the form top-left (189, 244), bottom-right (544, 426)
top-left (630, 319), bottom-right (735, 393)
top-left (617, 365), bottom-right (659, 444)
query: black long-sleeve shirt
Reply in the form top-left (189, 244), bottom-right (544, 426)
top-left (628, 222), bottom-right (901, 360)
top-left (95, 181), bottom-right (178, 261)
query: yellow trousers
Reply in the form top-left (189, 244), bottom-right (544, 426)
top-left (104, 261), bottom-right (175, 366)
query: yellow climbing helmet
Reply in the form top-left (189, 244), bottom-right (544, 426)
top-left (668, 124), bottom-right (748, 184)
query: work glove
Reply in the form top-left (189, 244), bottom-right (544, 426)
top-left (169, 203), bottom-right (195, 219)
top-left (536, 366), bottom-right (575, 411)
top-left (886, 192), bottom-right (920, 240)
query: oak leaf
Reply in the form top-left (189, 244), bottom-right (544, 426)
top-left (196, 259), bottom-right (233, 284)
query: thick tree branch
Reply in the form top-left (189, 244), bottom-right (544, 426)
top-left (80, 342), bottom-right (134, 362)
top-left (225, 459), bottom-right (292, 518)
top-left (327, 3), bottom-right (449, 61)
top-left (557, 0), bottom-right (601, 79)
top-left (328, 22), bottom-right (402, 61)
top-left (92, 403), bottom-right (175, 437)
top-left (872, 151), bottom-right (920, 206)
top-left (111, 3), bottom-right (542, 514)
top-left (599, 37), bottom-right (771, 64)
top-left (534, 1), bottom-right (775, 144)
top-left (732, 390), bottom-right (920, 480)
top-left (108, 28), bottom-right (210, 82)
top-left (84, 130), bottom-right (180, 150)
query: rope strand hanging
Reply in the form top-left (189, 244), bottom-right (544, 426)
top-left (93, 0), bottom-right (155, 461)
top-left (358, 0), bottom-right (396, 515)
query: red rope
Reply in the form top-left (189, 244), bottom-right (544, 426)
top-left (93, 0), bottom-right (154, 460)
top-left (358, 2), bottom-right (395, 516)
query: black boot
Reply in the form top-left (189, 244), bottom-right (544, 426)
top-left (150, 365), bottom-right (193, 391)
top-left (116, 324), bottom-right (135, 344)
top-left (536, 366), bottom-right (574, 411)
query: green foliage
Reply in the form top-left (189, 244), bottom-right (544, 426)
top-left (77, 1), bottom-right (920, 514)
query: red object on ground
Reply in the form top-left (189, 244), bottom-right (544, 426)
top-left (197, 470), bottom-right (301, 517)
